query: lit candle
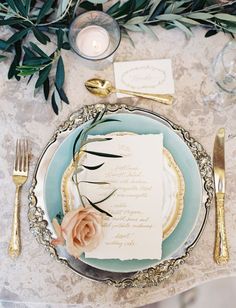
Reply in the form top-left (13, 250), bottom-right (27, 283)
top-left (76, 25), bottom-right (110, 57)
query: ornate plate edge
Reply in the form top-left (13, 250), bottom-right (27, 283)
top-left (28, 103), bottom-right (214, 288)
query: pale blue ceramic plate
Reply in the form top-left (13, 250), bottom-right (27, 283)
top-left (44, 113), bottom-right (202, 273)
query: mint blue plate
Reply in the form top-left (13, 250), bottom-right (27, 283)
top-left (44, 112), bottom-right (202, 273)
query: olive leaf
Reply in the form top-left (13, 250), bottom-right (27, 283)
top-left (72, 118), bottom-right (121, 159)
top-left (0, 55), bottom-right (7, 62)
top-left (30, 42), bottom-right (50, 58)
top-left (35, 65), bottom-right (52, 88)
top-left (0, 39), bottom-right (12, 51)
top-left (215, 14), bottom-right (236, 23)
top-left (172, 20), bottom-right (192, 38)
top-left (93, 189), bottom-right (117, 205)
top-left (56, 29), bottom-right (64, 50)
top-left (82, 195), bottom-right (113, 217)
top-left (32, 27), bottom-right (50, 44)
top-left (43, 77), bottom-right (50, 100)
top-left (205, 29), bottom-right (217, 37)
top-left (79, 181), bottom-right (110, 185)
top-left (5, 0), bottom-right (17, 12)
top-left (51, 90), bottom-right (59, 115)
top-left (14, 0), bottom-right (27, 17)
top-left (55, 56), bottom-right (64, 88)
top-left (36, 0), bottom-right (54, 23)
top-left (56, 86), bottom-right (69, 104)
top-left (8, 41), bottom-right (22, 80)
top-left (82, 162), bottom-right (105, 170)
top-left (83, 150), bottom-right (123, 158)
top-left (6, 28), bottom-right (29, 46)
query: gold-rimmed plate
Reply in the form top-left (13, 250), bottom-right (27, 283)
top-left (28, 103), bottom-right (213, 285)
top-left (61, 138), bottom-right (185, 241)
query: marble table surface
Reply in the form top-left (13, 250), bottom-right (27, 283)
top-left (0, 25), bottom-right (236, 307)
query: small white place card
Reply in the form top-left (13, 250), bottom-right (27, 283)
top-left (81, 134), bottom-right (163, 260)
top-left (114, 59), bottom-right (175, 98)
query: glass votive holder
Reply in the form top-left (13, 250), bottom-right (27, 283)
top-left (69, 11), bottom-right (121, 69)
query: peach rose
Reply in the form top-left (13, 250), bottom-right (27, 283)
top-left (51, 207), bottom-right (103, 258)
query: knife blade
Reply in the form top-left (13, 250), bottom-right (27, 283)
top-left (213, 127), bottom-right (229, 264)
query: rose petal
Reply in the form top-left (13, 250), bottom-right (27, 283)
top-left (59, 206), bottom-right (103, 258)
top-left (51, 218), bottom-right (64, 246)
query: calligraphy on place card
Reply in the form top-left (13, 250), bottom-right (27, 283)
top-left (114, 59), bottom-right (175, 98)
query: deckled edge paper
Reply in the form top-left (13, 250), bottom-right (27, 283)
top-left (81, 134), bottom-right (163, 260)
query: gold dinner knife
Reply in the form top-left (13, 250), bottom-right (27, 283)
top-left (213, 127), bottom-right (229, 264)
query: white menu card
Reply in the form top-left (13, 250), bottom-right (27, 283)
top-left (80, 134), bottom-right (164, 260)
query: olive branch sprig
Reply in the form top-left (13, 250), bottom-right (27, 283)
top-left (72, 110), bottom-right (122, 217)
top-left (0, 0), bottom-right (235, 114)
top-left (105, 0), bottom-right (236, 39)
top-left (0, 0), bottom-right (70, 114)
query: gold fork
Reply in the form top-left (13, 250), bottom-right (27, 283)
top-left (8, 139), bottom-right (29, 258)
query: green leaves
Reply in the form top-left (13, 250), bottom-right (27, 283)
top-left (215, 14), bottom-right (236, 22)
top-left (82, 195), bottom-right (113, 217)
top-left (5, 0), bottom-right (17, 12)
top-left (71, 111), bottom-right (122, 217)
top-left (192, 0), bottom-right (207, 11)
top-left (82, 163), bottom-right (105, 170)
top-left (188, 13), bottom-right (214, 20)
top-left (155, 13), bottom-right (181, 21)
top-left (35, 65), bottom-right (52, 88)
top-left (8, 41), bottom-right (22, 80)
top-left (53, 55), bottom-right (68, 112)
top-left (0, 18), bottom-right (23, 26)
top-left (172, 20), bottom-right (192, 38)
top-left (0, 55), bottom-right (7, 62)
top-left (0, 39), bottom-right (12, 52)
top-left (56, 29), bottom-right (63, 50)
top-left (93, 189), bottom-right (117, 205)
top-left (114, 0), bottom-right (236, 38)
top-left (205, 29), bottom-right (217, 38)
top-left (16, 42), bottom-right (69, 114)
top-left (55, 56), bottom-right (64, 88)
top-left (30, 42), bottom-right (50, 58)
top-left (125, 16), bottom-right (148, 25)
top-left (51, 90), bottom-right (59, 115)
top-left (36, 0), bottom-right (54, 23)
top-left (83, 150), bottom-right (123, 158)
top-left (6, 28), bottom-right (29, 46)
top-left (0, 0), bottom-right (236, 116)
top-left (32, 27), bottom-right (50, 44)
top-left (43, 77), bottom-right (50, 100)
top-left (25, 0), bottom-right (32, 14)
top-left (14, 0), bottom-right (27, 16)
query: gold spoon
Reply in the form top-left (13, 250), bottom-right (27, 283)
top-left (85, 78), bottom-right (174, 105)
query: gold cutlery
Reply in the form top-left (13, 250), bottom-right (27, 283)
top-left (8, 139), bottom-right (29, 258)
top-left (213, 128), bottom-right (229, 264)
top-left (84, 78), bottom-right (174, 105)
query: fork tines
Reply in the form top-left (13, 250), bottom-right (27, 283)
top-left (14, 139), bottom-right (29, 174)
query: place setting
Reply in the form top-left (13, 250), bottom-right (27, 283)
top-left (2, 1), bottom-right (234, 292)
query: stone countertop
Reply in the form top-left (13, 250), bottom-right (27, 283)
top-left (0, 26), bottom-right (236, 307)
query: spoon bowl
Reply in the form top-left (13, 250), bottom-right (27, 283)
top-left (85, 79), bottom-right (114, 97)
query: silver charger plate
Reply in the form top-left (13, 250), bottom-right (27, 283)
top-left (28, 103), bottom-right (214, 288)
